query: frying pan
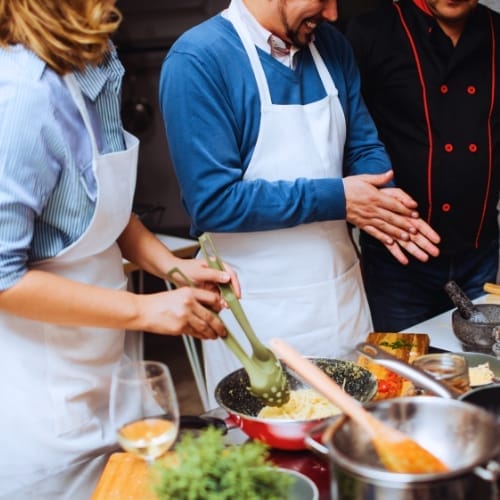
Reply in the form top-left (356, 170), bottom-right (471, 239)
top-left (210, 358), bottom-right (378, 450)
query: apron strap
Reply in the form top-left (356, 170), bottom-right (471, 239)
top-left (225, 0), bottom-right (273, 106)
top-left (63, 74), bottom-right (99, 156)
top-left (225, 0), bottom-right (338, 105)
top-left (309, 42), bottom-right (338, 95)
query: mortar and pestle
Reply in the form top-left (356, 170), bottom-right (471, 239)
top-left (444, 281), bottom-right (500, 354)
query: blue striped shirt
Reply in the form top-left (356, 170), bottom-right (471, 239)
top-left (0, 45), bottom-right (126, 290)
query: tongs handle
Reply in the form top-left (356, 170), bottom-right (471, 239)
top-left (198, 233), bottom-right (269, 360)
top-left (166, 267), bottom-right (255, 373)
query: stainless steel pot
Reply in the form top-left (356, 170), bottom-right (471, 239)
top-left (306, 397), bottom-right (500, 500)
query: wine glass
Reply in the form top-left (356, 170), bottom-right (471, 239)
top-left (110, 360), bottom-right (180, 464)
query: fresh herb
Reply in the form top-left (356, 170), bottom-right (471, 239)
top-left (379, 340), bottom-right (414, 350)
top-left (152, 427), bottom-right (293, 499)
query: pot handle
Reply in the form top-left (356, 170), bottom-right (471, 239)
top-left (356, 342), bottom-right (460, 398)
top-left (303, 420), bottom-right (333, 459)
top-left (179, 415), bottom-right (229, 434)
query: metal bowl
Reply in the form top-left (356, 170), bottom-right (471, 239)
top-left (276, 468), bottom-right (319, 500)
top-left (451, 304), bottom-right (500, 353)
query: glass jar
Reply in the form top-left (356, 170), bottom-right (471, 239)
top-left (412, 353), bottom-right (470, 395)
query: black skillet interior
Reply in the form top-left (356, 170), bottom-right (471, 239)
top-left (215, 358), bottom-right (378, 417)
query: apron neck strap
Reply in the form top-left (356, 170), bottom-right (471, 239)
top-left (309, 43), bottom-right (336, 95)
top-left (226, 0), bottom-right (273, 105)
top-left (63, 73), bottom-right (99, 155)
top-left (225, 0), bottom-right (337, 104)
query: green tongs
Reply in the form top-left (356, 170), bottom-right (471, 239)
top-left (196, 233), bottom-right (290, 406)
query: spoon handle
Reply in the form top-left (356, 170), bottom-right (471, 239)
top-left (269, 338), bottom-right (380, 435)
top-left (356, 342), bottom-right (459, 399)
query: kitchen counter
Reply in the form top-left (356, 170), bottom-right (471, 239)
top-left (94, 293), bottom-right (500, 499)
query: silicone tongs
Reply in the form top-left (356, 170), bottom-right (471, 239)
top-left (197, 233), bottom-right (290, 407)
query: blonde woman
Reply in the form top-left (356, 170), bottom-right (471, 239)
top-left (0, 1), bottom-right (238, 497)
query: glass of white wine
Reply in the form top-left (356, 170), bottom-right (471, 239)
top-left (110, 360), bottom-right (180, 464)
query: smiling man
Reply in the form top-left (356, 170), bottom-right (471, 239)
top-left (159, 0), bottom-right (441, 407)
top-left (346, 0), bottom-right (500, 332)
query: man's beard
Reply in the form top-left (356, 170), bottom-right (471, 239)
top-left (279, 3), bottom-right (314, 49)
top-left (285, 25), bottom-right (314, 48)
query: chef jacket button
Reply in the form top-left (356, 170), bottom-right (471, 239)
top-left (441, 203), bottom-right (451, 212)
top-left (469, 143), bottom-right (478, 153)
top-left (467, 85), bottom-right (476, 95)
top-left (444, 143), bottom-right (454, 153)
top-left (440, 84), bottom-right (448, 94)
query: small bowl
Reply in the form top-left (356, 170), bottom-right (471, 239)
top-left (455, 352), bottom-right (500, 386)
top-left (277, 468), bottom-right (319, 500)
top-left (451, 304), bottom-right (500, 353)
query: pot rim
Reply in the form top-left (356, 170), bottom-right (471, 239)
top-left (323, 397), bottom-right (500, 484)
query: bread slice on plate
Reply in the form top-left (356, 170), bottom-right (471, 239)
top-left (357, 332), bottom-right (430, 400)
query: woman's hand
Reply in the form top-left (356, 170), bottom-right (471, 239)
top-left (135, 287), bottom-right (228, 340)
top-left (166, 257), bottom-right (241, 299)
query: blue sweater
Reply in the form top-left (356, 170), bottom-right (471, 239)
top-left (160, 15), bottom-right (392, 236)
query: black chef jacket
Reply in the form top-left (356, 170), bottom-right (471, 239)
top-left (346, 0), bottom-right (500, 254)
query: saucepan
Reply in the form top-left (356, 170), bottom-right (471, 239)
top-left (306, 397), bottom-right (500, 500)
top-left (303, 344), bottom-right (500, 499)
top-left (185, 358), bottom-right (377, 451)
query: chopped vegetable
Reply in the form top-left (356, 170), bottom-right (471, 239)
top-left (152, 427), bottom-right (293, 499)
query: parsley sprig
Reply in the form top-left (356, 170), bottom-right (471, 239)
top-left (152, 427), bottom-right (293, 499)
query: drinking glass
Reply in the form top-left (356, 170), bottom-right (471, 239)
top-left (110, 360), bottom-right (180, 464)
top-left (412, 353), bottom-right (471, 395)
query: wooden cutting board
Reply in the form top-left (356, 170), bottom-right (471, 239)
top-left (357, 332), bottom-right (430, 400)
top-left (92, 452), bottom-right (176, 500)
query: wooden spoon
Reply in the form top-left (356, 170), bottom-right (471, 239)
top-left (269, 338), bottom-right (449, 475)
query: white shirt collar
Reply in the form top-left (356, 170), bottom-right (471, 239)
top-left (223, 0), bottom-right (300, 68)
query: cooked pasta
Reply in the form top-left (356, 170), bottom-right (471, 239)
top-left (258, 388), bottom-right (341, 420)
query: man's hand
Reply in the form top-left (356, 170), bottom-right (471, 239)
top-left (343, 171), bottom-right (441, 264)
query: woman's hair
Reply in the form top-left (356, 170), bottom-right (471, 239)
top-left (0, 0), bottom-right (122, 74)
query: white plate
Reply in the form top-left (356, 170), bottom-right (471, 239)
top-left (453, 352), bottom-right (500, 386)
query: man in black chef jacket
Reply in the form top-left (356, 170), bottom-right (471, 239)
top-left (346, 0), bottom-right (500, 331)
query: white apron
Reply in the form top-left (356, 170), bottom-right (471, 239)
top-left (203, 0), bottom-right (372, 408)
top-left (0, 74), bottom-right (139, 499)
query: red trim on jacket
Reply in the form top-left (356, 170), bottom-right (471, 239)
top-left (477, 13), bottom-right (497, 247)
top-left (395, 4), bottom-right (496, 246)
top-left (394, 2), bottom-right (434, 222)
top-left (412, 0), bottom-right (433, 16)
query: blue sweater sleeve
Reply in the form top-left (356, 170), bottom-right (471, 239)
top-left (159, 17), bottom-right (390, 236)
